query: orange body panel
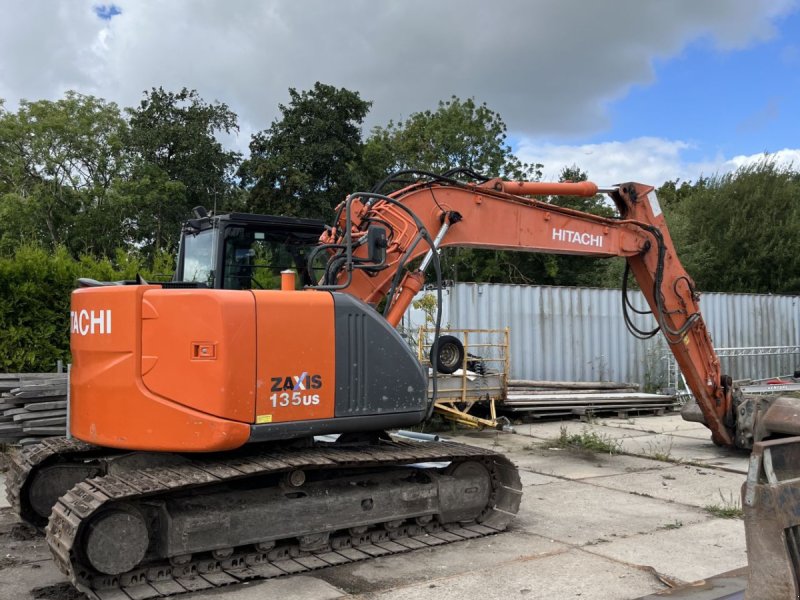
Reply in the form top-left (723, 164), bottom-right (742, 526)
top-left (254, 291), bottom-right (335, 424)
top-left (141, 289), bottom-right (256, 423)
top-left (70, 286), bottom-right (251, 452)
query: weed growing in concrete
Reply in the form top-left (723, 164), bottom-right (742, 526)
top-left (660, 520), bottom-right (683, 530)
top-left (549, 426), bottom-right (622, 455)
top-left (704, 490), bottom-right (743, 519)
top-left (645, 438), bottom-right (676, 463)
top-left (650, 452), bottom-right (673, 462)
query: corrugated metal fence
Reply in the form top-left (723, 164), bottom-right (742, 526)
top-left (402, 283), bottom-right (800, 388)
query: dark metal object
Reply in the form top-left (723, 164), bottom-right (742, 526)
top-left (155, 463), bottom-right (489, 557)
top-left (332, 293), bottom-right (428, 417)
top-left (286, 470), bottom-right (306, 487)
top-left (752, 396), bottom-right (800, 440)
top-left (366, 226), bottom-right (388, 266)
top-left (430, 335), bottom-right (465, 375)
top-left (18, 437), bottom-right (521, 599)
top-left (247, 413), bottom-right (426, 443)
top-left (6, 437), bottom-right (182, 527)
top-left (85, 508), bottom-right (150, 575)
top-left (28, 464), bottom-right (100, 520)
top-left (683, 393), bottom-right (800, 449)
top-left (742, 436), bottom-right (800, 599)
top-left (5, 437), bottom-right (113, 527)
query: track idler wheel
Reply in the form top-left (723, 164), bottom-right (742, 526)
top-left (84, 507), bottom-right (149, 575)
top-left (28, 464), bottom-right (100, 523)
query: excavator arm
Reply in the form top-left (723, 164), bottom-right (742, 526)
top-left (319, 177), bottom-right (736, 447)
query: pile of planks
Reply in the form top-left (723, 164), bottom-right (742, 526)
top-left (0, 373), bottom-right (68, 445)
top-left (502, 379), bottom-right (675, 418)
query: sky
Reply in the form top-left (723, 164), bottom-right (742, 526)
top-left (1, 0), bottom-right (798, 186)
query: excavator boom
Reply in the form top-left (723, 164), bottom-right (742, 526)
top-left (320, 177), bottom-right (735, 446)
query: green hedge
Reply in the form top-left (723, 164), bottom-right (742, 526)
top-left (0, 246), bottom-right (173, 372)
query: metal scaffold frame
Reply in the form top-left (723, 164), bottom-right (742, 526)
top-left (417, 327), bottom-right (510, 429)
top-left (665, 345), bottom-right (800, 399)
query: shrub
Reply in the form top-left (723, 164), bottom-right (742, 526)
top-left (0, 245), bottom-right (173, 372)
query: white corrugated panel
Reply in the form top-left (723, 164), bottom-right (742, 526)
top-left (402, 283), bottom-right (800, 386)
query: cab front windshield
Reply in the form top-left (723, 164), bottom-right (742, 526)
top-left (182, 228), bottom-right (217, 286)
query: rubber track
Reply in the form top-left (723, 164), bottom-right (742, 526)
top-left (5, 436), bottom-right (98, 520)
top-left (45, 440), bottom-right (522, 600)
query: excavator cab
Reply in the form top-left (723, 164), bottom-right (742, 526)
top-left (175, 209), bottom-right (327, 290)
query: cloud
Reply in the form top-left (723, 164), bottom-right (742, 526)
top-left (726, 147), bottom-right (800, 170)
top-left (516, 137), bottom-right (800, 185)
top-left (0, 0), bottom-right (796, 147)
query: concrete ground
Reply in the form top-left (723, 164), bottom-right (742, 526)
top-left (0, 413), bottom-right (750, 600)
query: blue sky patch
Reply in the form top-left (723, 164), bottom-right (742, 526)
top-left (94, 4), bottom-right (122, 21)
top-left (592, 10), bottom-right (800, 161)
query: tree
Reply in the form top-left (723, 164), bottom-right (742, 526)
top-left (239, 83), bottom-right (371, 220)
top-left (360, 96), bottom-right (541, 186)
top-left (125, 87), bottom-right (241, 254)
top-left (0, 92), bottom-right (131, 257)
top-left (662, 160), bottom-right (800, 294)
top-left (359, 96), bottom-right (555, 284)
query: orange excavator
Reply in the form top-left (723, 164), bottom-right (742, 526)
top-left (7, 171), bottom-right (798, 598)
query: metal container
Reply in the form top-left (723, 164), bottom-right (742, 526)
top-left (403, 283), bottom-right (800, 387)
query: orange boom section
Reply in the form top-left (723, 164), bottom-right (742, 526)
top-left (70, 286), bottom-right (253, 452)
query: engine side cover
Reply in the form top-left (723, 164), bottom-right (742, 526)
top-left (246, 293), bottom-right (429, 442)
top-left (332, 293), bottom-right (427, 417)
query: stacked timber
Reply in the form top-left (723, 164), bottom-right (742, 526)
top-left (502, 379), bottom-right (675, 417)
top-left (0, 373), bottom-right (68, 445)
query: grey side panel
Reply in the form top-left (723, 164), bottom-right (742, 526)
top-left (247, 411), bottom-right (426, 443)
top-left (332, 294), bottom-right (428, 417)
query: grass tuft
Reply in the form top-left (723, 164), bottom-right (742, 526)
top-left (548, 425), bottom-right (622, 455)
top-left (704, 490), bottom-right (744, 519)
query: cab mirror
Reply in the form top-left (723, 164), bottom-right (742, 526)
top-left (367, 226), bottom-right (387, 265)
